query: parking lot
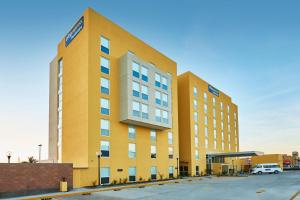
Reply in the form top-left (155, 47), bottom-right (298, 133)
top-left (56, 171), bottom-right (300, 200)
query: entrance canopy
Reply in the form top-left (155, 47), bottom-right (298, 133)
top-left (207, 151), bottom-right (264, 158)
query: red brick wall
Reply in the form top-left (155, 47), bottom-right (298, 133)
top-left (0, 163), bottom-right (73, 198)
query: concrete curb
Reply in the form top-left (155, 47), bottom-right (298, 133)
top-left (20, 178), bottom-right (199, 200)
top-left (290, 189), bottom-right (300, 200)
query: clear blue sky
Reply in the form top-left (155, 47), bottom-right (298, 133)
top-left (0, 0), bottom-right (300, 162)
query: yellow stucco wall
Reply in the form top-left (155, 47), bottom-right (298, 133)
top-left (178, 72), bottom-right (239, 176)
top-left (55, 8), bottom-right (179, 188)
top-left (252, 154), bottom-right (283, 169)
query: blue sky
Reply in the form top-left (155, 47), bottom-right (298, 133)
top-left (0, 0), bottom-right (299, 162)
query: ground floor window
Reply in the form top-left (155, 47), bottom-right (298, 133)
top-left (196, 166), bottom-right (199, 176)
top-left (151, 166), bottom-right (157, 180)
top-left (129, 167), bottom-right (136, 182)
top-left (169, 166), bottom-right (174, 178)
top-left (100, 167), bottom-right (110, 184)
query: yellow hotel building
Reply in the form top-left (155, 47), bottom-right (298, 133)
top-left (178, 72), bottom-right (239, 176)
top-left (49, 8), bottom-right (241, 187)
top-left (49, 8), bottom-right (179, 188)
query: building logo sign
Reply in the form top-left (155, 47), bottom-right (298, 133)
top-left (208, 85), bottom-right (219, 97)
top-left (65, 17), bottom-right (84, 47)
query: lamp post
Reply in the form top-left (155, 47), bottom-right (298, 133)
top-left (96, 151), bottom-right (102, 186)
top-left (6, 151), bottom-right (12, 164)
top-left (38, 144), bottom-right (42, 162)
top-left (176, 157), bottom-right (179, 178)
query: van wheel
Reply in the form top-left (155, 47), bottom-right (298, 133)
top-left (274, 170), bottom-right (279, 174)
top-left (258, 171), bottom-right (262, 175)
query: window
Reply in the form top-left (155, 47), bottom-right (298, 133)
top-left (205, 139), bottom-right (208, 149)
top-left (129, 167), bottom-right (136, 182)
top-left (162, 110), bottom-right (168, 124)
top-left (58, 111), bottom-right (62, 128)
top-left (228, 115), bottom-right (230, 123)
top-left (100, 119), bottom-right (110, 136)
top-left (141, 85), bottom-right (148, 100)
top-left (128, 143), bottom-right (136, 158)
top-left (229, 143), bottom-right (231, 151)
top-left (228, 124), bottom-right (231, 132)
top-left (196, 166), bottom-right (199, 176)
top-left (132, 62), bottom-right (140, 78)
top-left (100, 167), bottom-right (110, 184)
top-left (100, 36), bottom-right (110, 54)
top-left (150, 130), bottom-right (156, 142)
top-left (155, 73), bottom-right (161, 87)
top-left (141, 66), bottom-right (148, 82)
top-left (151, 145), bottom-right (157, 158)
top-left (132, 101), bottom-right (140, 117)
top-left (204, 116), bottom-right (208, 125)
top-left (141, 104), bottom-right (149, 119)
top-left (234, 113), bottom-right (237, 120)
top-left (214, 130), bottom-right (217, 140)
top-left (100, 98), bottom-right (110, 115)
top-left (58, 94), bottom-right (62, 110)
top-left (162, 76), bottom-right (168, 90)
top-left (128, 126), bottom-right (136, 139)
top-left (58, 59), bottom-right (63, 77)
top-left (204, 104), bottom-right (208, 114)
top-left (195, 137), bottom-right (198, 147)
top-left (214, 140), bottom-right (217, 149)
top-left (101, 77), bottom-right (109, 94)
top-left (222, 141), bottom-right (224, 151)
top-left (151, 166), bottom-right (157, 180)
top-left (155, 108), bottom-right (161, 122)
top-left (169, 166), bottom-right (174, 178)
top-left (205, 127), bottom-right (208, 137)
top-left (100, 57), bottom-right (110, 74)
top-left (100, 141), bottom-right (110, 157)
top-left (168, 147), bottom-right (174, 159)
top-left (213, 119), bottom-right (216, 129)
top-left (193, 87), bottom-right (197, 97)
top-left (168, 132), bottom-right (173, 145)
top-left (195, 150), bottom-right (199, 160)
top-left (221, 112), bottom-right (224, 121)
top-left (228, 134), bottom-right (231, 142)
top-left (212, 97), bottom-right (216, 107)
top-left (213, 108), bottom-right (216, 118)
top-left (221, 122), bottom-right (224, 130)
top-left (193, 99), bottom-right (198, 109)
top-left (204, 92), bottom-right (207, 102)
top-left (155, 91), bottom-right (161, 105)
top-left (222, 131), bottom-right (224, 141)
top-left (220, 102), bottom-right (223, 110)
top-left (132, 81), bottom-right (140, 97)
top-left (58, 76), bottom-right (62, 93)
top-left (194, 112), bottom-right (198, 122)
top-left (194, 124), bottom-right (198, 135)
top-left (128, 51), bottom-right (135, 56)
top-left (162, 93), bottom-right (168, 107)
top-left (227, 105), bottom-right (230, 113)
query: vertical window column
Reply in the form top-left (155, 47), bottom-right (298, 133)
top-left (57, 59), bottom-right (63, 163)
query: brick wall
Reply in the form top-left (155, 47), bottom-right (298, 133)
top-left (0, 163), bottom-right (73, 198)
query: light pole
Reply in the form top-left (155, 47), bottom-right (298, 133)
top-left (6, 151), bottom-right (12, 164)
top-left (176, 157), bottom-right (179, 178)
top-left (38, 144), bottom-right (42, 162)
top-left (96, 151), bottom-right (102, 186)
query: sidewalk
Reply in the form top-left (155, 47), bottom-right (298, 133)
top-left (10, 177), bottom-right (206, 200)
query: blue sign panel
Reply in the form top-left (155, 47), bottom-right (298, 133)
top-left (208, 85), bottom-right (219, 97)
top-left (65, 17), bottom-right (84, 47)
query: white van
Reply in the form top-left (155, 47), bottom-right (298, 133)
top-left (251, 163), bottom-right (283, 175)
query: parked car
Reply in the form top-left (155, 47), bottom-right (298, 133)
top-left (251, 163), bottom-right (283, 175)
